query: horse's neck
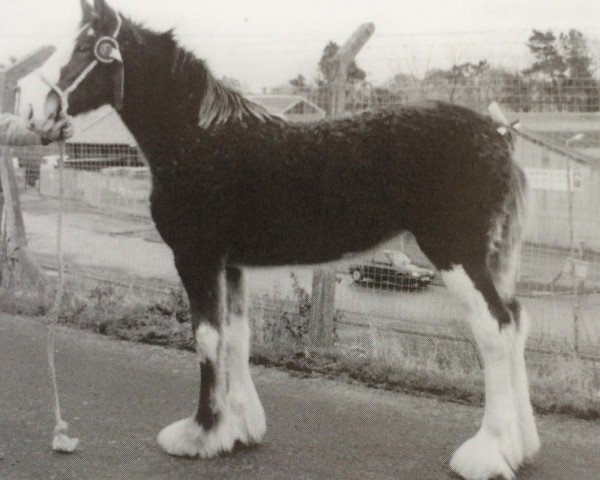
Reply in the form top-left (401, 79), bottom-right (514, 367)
top-left (117, 29), bottom-right (272, 173)
top-left (119, 36), bottom-right (206, 165)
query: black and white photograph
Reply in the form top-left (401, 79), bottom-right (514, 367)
top-left (0, 1), bottom-right (599, 478)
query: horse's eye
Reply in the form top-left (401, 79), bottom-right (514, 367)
top-left (76, 44), bottom-right (91, 54)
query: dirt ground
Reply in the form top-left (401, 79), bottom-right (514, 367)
top-left (1, 314), bottom-right (599, 480)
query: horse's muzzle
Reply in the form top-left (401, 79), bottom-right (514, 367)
top-left (44, 90), bottom-right (62, 121)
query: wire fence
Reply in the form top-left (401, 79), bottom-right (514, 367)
top-left (1, 77), bottom-right (599, 384)
top-left (300, 77), bottom-right (600, 115)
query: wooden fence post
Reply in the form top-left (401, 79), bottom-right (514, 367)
top-left (0, 151), bottom-right (47, 289)
top-left (309, 268), bottom-right (337, 348)
top-left (0, 46), bottom-right (55, 290)
top-left (309, 23), bottom-right (375, 348)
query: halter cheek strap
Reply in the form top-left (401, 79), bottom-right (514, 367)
top-left (42, 13), bottom-right (124, 113)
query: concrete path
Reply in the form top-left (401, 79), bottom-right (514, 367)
top-left (0, 315), bottom-right (598, 479)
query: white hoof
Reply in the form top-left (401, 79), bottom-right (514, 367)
top-left (229, 383), bottom-right (266, 445)
top-left (157, 416), bottom-right (236, 458)
top-left (450, 430), bottom-right (518, 480)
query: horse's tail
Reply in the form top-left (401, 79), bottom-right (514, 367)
top-left (488, 159), bottom-right (529, 301)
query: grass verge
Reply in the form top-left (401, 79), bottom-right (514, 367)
top-left (1, 279), bottom-right (599, 421)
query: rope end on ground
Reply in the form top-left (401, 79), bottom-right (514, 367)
top-left (52, 421), bottom-right (79, 453)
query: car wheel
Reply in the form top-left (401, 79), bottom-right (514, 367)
top-left (352, 270), bottom-right (362, 282)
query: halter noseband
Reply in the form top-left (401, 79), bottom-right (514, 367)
top-left (42, 13), bottom-right (124, 113)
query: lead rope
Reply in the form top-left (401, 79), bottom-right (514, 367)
top-left (39, 13), bottom-right (124, 454)
top-left (45, 138), bottom-right (79, 453)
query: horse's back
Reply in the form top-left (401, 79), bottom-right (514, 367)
top-left (150, 101), bottom-right (519, 267)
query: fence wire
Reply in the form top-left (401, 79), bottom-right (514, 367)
top-left (1, 78), bottom-right (599, 381)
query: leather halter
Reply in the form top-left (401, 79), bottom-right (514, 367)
top-left (42, 14), bottom-right (124, 113)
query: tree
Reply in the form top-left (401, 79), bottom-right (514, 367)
top-left (523, 29), bottom-right (598, 112)
top-left (559, 29), bottom-right (593, 79)
top-left (314, 40), bottom-right (368, 114)
top-left (317, 41), bottom-right (366, 86)
top-left (478, 67), bottom-right (530, 112)
top-left (383, 72), bottom-right (420, 103)
top-left (523, 30), bottom-right (566, 79)
top-left (559, 30), bottom-right (597, 111)
top-left (422, 60), bottom-right (489, 104)
top-left (289, 74), bottom-right (311, 95)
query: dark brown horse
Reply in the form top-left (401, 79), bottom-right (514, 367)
top-left (44, 1), bottom-right (540, 478)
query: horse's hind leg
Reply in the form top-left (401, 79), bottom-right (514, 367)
top-left (506, 300), bottom-right (540, 462)
top-left (158, 256), bottom-right (238, 457)
top-left (442, 264), bottom-right (522, 480)
top-left (420, 240), bottom-right (538, 479)
top-left (494, 245), bottom-right (540, 463)
top-left (224, 266), bottom-right (266, 445)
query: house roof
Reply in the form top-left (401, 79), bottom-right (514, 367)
top-left (247, 95), bottom-right (325, 116)
top-left (67, 105), bottom-right (137, 145)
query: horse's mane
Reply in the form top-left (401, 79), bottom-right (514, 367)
top-left (198, 73), bottom-right (278, 129)
top-left (161, 28), bottom-right (280, 129)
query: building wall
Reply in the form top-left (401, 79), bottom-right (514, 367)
top-left (36, 134), bottom-right (600, 252)
top-left (514, 136), bottom-right (600, 251)
top-left (40, 165), bottom-right (151, 218)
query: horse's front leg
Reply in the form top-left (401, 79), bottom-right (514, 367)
top-left (224, 266), bottom-right (266, 445)
top-left (157, 257), bottom-right (239, 457)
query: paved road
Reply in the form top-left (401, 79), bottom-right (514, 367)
top-left (20, 192), bottom-right (600, 349)
top-left (21, 192), bottom-right (600, 350)
top-left (1, 315), bottom-right (599, 480)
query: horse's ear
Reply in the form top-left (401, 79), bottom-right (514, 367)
top-left (92, 0), bottom-right (119, 32)
top-left (80, 0), bottom-right (95, 23)
top-left (93, 0), bottom-right (114, 19)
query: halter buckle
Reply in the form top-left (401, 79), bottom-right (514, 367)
top-left (94, 36), bottom-right (122, 64)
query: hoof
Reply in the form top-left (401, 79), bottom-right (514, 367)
top-left (450, 429), bottom-right (520, 480)
top-left (157, 416), bottom-right (236, 458)
top-left (229, 383), bottom-right (266, 445)
top-left (522, 425), bottom-right (541, 462)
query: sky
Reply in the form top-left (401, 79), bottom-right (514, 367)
top-left (0, 0), bottom-right (599, 111)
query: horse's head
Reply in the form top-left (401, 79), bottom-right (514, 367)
top-left (45, 0), bottom-right (125, 119)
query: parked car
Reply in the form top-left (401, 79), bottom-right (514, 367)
top-left (348, 250), bottom-right (435, 290)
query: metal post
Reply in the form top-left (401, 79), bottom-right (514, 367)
top-left (326, 23), bottom-right (375, 118)
top-left (565, 137), bottom-right (581, 357)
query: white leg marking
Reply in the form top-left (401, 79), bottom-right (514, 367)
top-left (158, 267), bottom-right (266, 457)
top-left (157, 413), bottom-right (237, 458)
top-left (509, 308), bottom-right (540, 460)
top-left (195, 324), bottom-right (219, 362)
top-left (224, 313), bottom-right (267, 445)
top-left (158, 321), bottom-right (238, 457)
top-left (492, 242), bottom-right (540, 462)
top-left (443, 266), bottom-right (524, 480)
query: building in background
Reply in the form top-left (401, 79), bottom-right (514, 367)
top-left (65, 105), bottom-right (141, 169)
top-left (248, 95), bottom-right (326, 123)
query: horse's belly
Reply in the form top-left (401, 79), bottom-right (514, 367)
top-left (229, 215), bottom-right (406, 267)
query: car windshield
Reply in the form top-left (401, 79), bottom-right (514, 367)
top-left (387, 251), bottom-right (411, 266)
top-left (373, 252), bottom-right (393, 265)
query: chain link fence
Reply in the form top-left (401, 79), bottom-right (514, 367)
top-left (2, 75), bottom-right (599, 397)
